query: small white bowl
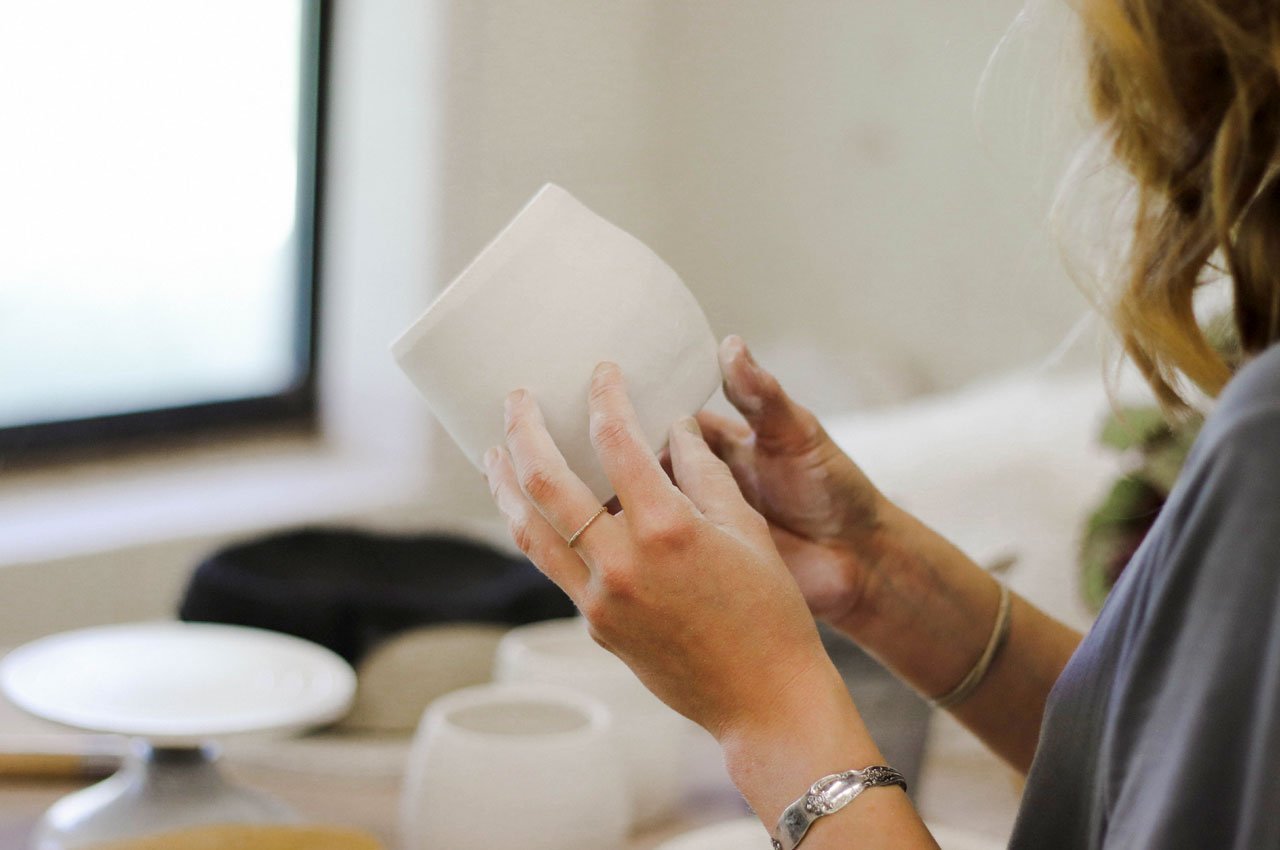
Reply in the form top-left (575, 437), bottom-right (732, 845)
top-left (494, 618), bottom-right (694, 829)
top-left (401, 682), bottom-right (630, 850)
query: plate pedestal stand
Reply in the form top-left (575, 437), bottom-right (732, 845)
top-left (0, 622), bottom-right (356, 849)
top-left (32, 739), bottom-right (296, 850)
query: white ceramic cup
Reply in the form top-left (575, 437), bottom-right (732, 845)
top-left (391, 183), bottom-right (721, 502)
top-left (401, 683), bottom-right (629, 850)
top-left (494, 617), bottom-right (694, 830)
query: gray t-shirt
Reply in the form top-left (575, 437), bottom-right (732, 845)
top-left (1010, 343), bottom-right (1280, 848)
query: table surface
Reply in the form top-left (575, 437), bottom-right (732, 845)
top-left (1, 768), bottom-right (751, 850)
top-left (0, 647), bottom-right (1020, 850)
top-left (0, 691), bottom-right (751, 850)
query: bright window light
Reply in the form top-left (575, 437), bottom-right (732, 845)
top-left (0, 1), bottom-right (319, 433)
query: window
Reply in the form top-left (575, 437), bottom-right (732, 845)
top-left (0, 0), bottom-right (327, 456)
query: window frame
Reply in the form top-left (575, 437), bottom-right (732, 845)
top-left (0, 0), bottom-right (331, 459)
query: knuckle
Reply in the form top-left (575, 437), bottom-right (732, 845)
top-left (591, 416), bottom-right (633, 453)
top-left (795, 408), bottom-right (826, 441)
top-left (517, 461), bottom-right (558, 503)
top-left (760, 405), bottom-right (826, 454)
top-left (579, 594), bottom-right (613, 631)
top-left (597, 565), bottom-right (638, 603)
top-left (796, 422), bottom-right (831, 456)
top-left (507, 513), bottom-right (539, 558)
top-left (636, 510), bottom-right (695, 550)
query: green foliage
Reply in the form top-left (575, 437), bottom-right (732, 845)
top-left (1079, 405), bottom-right (1203, 612)
top-left (1098, 407), bottom-right (1170, 451)
top-left (1079, 311), bottom-right (1234, 611)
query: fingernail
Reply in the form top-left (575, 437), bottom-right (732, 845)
top-left (723, 336), bottom-right (760, 378)
top-left (679, 416), bottom-right (702, 437)
top-left (723, 342), bottom-right (765, 413)
top-left (593, 361), bottom-right (620, 380)
top-left (504, 389), bottom-right (527, 414)
top-left (483, 446), bottom-right (502, 468)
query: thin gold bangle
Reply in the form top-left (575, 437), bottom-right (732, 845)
top-left (932, 580), bottom-right (1012, 710)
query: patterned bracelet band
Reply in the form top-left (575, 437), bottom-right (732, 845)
top-left (771, 765), bottom-right (908, 850)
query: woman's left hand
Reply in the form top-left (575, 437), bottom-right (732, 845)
top-left (483, 361), bottom-right (839, 741)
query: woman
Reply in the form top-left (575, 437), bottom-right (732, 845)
top-left (483, 1), bottom-right (1280, 846)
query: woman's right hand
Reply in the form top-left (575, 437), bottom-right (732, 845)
top-left (696, 335), bottom-right (892, 628)
top-left (702, 336), bottom-right (1083, 771)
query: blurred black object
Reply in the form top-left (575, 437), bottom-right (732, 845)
top-left (179, 528), bottom-right (577, 663)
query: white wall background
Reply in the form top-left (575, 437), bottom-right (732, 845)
top-left (415, 0), bottom-right (1094, 517)
top-left (0, 12), bottom-right (1113, 838)
top-left (0, 0), bottom-right (1104, 623)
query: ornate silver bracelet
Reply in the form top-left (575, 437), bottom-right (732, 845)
top-left (771, 765), bottom-right (907, 850)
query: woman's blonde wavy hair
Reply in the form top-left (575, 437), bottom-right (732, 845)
top-left (1080, 0), bottom-right (1280, 409)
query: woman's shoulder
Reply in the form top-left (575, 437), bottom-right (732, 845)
top-left (1172, 342), bottom-right (1280, 493)
top-left (1089, 347), bottom-right (1280, 850)
top-left (1126, 343), bottom-right (1280, 602)
top-left (1209, 341), bottom-right (1280, 436)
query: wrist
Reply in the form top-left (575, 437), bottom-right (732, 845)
top-left (829, 498), bottom-right (1012, 701)
top-left (718, 661), bottom-right (884, 827)
top-left (826, 496), bottom-right (917, 638)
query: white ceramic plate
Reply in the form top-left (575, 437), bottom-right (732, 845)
top-left (655, 817), bottom-right (772, 850)
top-left (0, 622), bottom-right (356, 744)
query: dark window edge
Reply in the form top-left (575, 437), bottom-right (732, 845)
top-left (0, 0), bottom-right (331, 468)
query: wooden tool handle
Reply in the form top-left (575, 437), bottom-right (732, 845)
top-left (0, 751), bottom-right (120, 779)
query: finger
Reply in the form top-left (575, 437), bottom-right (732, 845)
top-left (694, 409), bottom-right (764, 511)
top-left (656, 445), bottom-right (676, 485)
top-left (718, 335), bottom-right (826, 455)
top-left (695, 410), bottom-right (752, 459)
top-left (503, 389), bottom-right (623, 561)
top-left (588, 362), bottom-right (677, 511)
top-left (484, 446), bottom-right (590, 600)
top-left (668, 416), bottom-right (761, 530)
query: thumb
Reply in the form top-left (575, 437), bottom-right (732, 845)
top-left (718, 336), bottom-right (826, 455)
